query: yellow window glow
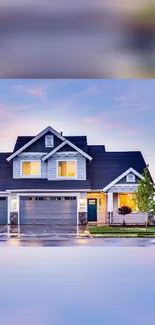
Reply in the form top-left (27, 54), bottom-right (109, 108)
top-left (31, 162), bottom-right (40, 176)
top-left (58, 161), bottom-right (67, 177)
top-left (22, 161), bottom-right (40, 176)
top-left (119, 194), bottom-right (137, 211)
top-left (67, 161), bottom-right (76, 177)
top-left (22, 162), bottom-right (31, 175)
top-left (58, 161), bottom-right (76, 177)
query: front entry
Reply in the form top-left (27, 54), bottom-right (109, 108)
top-left (87, 199), bottom-right (97, 222)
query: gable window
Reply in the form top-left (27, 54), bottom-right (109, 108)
top-left (45, 135), bottom-right (54, 147)
top-left (58, 161), bottom-right (76, 178)
top-left (126, 173), bottom-right (136, 182)
top-left (22, 161), bottom-right (40, 176)
top-left (119, 194), bottom-right (137, 212)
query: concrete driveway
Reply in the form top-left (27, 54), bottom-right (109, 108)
top-left (0, 224), bottom-right (86, 240)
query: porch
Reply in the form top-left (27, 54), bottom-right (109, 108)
top-left (107, 191), bottom-right (146, 225)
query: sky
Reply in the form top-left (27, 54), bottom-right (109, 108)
top-left (1, 79), bottom-right (155, 180)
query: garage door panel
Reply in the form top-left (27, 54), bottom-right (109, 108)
top-left (0, 198), bottom-right (7, 225)
top-left (20, 196), bottom-right (77, 225)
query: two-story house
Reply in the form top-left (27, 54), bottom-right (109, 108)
top-left (0, 125), bottom-right (153, 226)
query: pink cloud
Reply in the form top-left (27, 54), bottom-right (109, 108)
top-left (84, 117), bottom-right (101, 124)
top-left (13, 84), bottom-right (46, 102)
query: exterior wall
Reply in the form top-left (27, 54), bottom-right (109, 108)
top-left (113, 193), bottom-right (146, 224)
top-left (87, 192), bottom-right (106, 223)
top-left (13, 156), bottom-right (48, 179)
top-left (48, 153), bottom-right (86, 180)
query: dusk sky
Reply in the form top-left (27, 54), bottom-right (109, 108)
top-left (1, 79), bottom-right (155, 180)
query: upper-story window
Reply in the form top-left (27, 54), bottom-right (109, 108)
top-left (126, 173), bottom-right (135, 182)
top-left (58, 161), bottom-right (77, 178)
top-left (45, 134), bottom-right (54, 147)
top-left (22, 161), bottom-right (40, 176)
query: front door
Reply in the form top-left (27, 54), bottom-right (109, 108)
top-left (88, 199), bottom-right (97, 222)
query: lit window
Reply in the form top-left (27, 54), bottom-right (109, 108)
top-left (22, 161), bottom-right (40, 176)
top-left (45, 135), bottom-right (54, 147)
top-left (58, 161), bottom-right (76, 177)
top-left (119, 194), bottom-right (137, 212)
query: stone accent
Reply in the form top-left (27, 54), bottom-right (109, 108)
top-left (79, 212), bottom-right (87, 225)
top-left (48, 153), bottom-right (86, 180)
top-left (13, 156), bottom-right (48, 179)
top-left (10, 212), bottom-right (18, 225)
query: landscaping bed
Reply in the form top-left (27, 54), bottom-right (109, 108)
top-left (88, 226), bottom-right (155, 238)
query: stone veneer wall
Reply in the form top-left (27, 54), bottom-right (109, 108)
top-left (10, 212), bottom-right (18, 225)
top-left (79, 212), bottom-right (87, 225)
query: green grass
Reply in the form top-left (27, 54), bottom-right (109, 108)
top-left (88, 226), bottom-right (155, 238)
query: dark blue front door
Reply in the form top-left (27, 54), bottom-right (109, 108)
top-left (88, 199), bottom-right (97, 222)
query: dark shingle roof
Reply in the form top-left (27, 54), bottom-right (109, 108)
top-left (13, 136), bottom-right (34, 152)
top-left (65, 136), bottom-right (88, 153)
top-left (87, 146), bottom-right (150, 190)
top-left (0, 143), bottom-right (152, 191)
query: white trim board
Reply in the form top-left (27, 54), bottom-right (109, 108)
top-left (7, 126), bottom-right (66, 162)
top-left (42, 139), bottom-right (92, 161)
top-left (102, 167), bottom-right (144, 192)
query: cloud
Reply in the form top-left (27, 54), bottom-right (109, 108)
top-left (13, 84), bottom-right (46, 102)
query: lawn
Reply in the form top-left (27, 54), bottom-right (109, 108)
top-left (88, 226), bottom-right (155, 238)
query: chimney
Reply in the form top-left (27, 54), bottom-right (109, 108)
top-left (60, 131), bottom-right (63, 136)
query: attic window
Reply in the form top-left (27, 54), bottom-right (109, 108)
top-left (45, 135), bottom-right (54, 147)
top-left (126, 173), bottom-right (135, 183)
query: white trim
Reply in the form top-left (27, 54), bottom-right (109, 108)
top-left (7, 126), bottom-right (65, 162)
top-left (103, 167), bottom-right (144, 192)
top-left (55, 151), bottom-right (78, 156)
top-left (19, 152), bottom-right (48, 157)
top-left (7, 196), bottom-right (10, 225)
top-left (20, 160), bottom-right (41, 178)
top-left (42, 139), bottom-right (92, 161)
top-left (57, 159), bottom-right (77, 179)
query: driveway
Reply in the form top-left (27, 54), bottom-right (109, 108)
top-left (0, 224), bottom-right (87, 240)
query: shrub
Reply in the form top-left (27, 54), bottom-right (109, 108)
top-left (118, 206), bottom-right (132, 216)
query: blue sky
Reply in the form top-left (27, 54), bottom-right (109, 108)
top-left (1, 79), bottom-right (155, 179)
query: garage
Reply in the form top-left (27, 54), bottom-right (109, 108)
top-left (20, 196), bottom-right (77, 225)
top-left (0, 197), bottom-right (8, 225)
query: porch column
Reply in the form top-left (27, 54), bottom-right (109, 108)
top-left (8, 193), bottom-right (19, 225)
top-left (107, 192), bottom-right (113, 224)
top-left (78, 193), bottom-right (87, 225)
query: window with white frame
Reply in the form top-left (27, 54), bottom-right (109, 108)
top-left (126, 173), bottom-right (136, 182)
top-left (45, 134), bottom-right (54, 147)
top-left (58, 161), bottom-right (77, 178)
top-left (119, 194), bottom-right (137, 212)
top-left (21, 161), bottom-right (40, 176)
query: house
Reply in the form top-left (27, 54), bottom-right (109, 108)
top-left (0, 125), bottom-right (153, 226)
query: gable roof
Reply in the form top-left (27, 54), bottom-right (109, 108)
top-left (42, 139), bottom-right (92, 161)
top-left (7, 126), bottom-right (66, 162)
top-left (102, 167), bottom-right (145, 192)
top-left (87, 147), bottom-right (152, 190)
